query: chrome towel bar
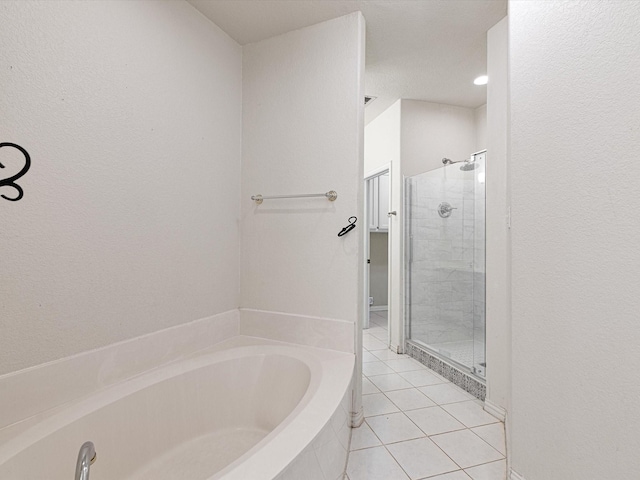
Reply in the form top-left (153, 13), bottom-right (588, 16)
top-left (251, 190), bottom-right (337, 205)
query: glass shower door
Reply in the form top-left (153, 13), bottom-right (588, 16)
top-left (405, 152), bottom-right (486, 376)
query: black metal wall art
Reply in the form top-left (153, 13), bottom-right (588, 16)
top-left (338, 216), bottom-right (357, 237)
top-left (0, 142), bottom-right (31, 202)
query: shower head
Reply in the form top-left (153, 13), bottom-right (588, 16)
top-left (442, 157), bottom-right (478, 171)
top-left (459, 161), bottom-right (478, 171)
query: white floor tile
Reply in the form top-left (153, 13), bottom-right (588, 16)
top-left (429, 370), bottom-right (454, 384)
top-left (385, 388), bottom-right (436, 411)
top-left (372, 349), bottom-right (405, 361)
top-left (362, 351), bottom-right (379, 363)
top-left (369, 326), bottom-right (387, 334)
top-left (346, 446), bottom-right (409, 480)
top-left (350, 422), bottom-right (382, 451)
top-left (363, 336), bottom-right (388, 351)
top-left (405, 406), bottom-right (466, 436)
top-left (399, 369), bottom-right (449, 387)
top-left (370, 318), bottom-right (389, 328)
top-left (363, 361), bottom-right (395, 376)
top-left (366, 412), bottom-right (425, 444)
top-left (349, 319), bottom-right (505, 480)
top-left (362, 377), bottom-right (380, 395)
top-left (362, 393), bottom-right (400, 417)
top-left (419, 383), bottom-right (474, 405)
top-left (441, 401), bottom-right (500, 428)
top-left (427, 471), bottom-right (472, 480)
top-left (371, 331), bottom-right (389, 341)
top-left (387, 437), bottom-right (460, 479)
top-left (368, 373), bottom-right (413, 392)
top-left (384, 358), bottom-right (426, 373)
top-left (369, 326), bottom-right (388, 337)
top-left (431, 430), bottom-right (504, 469)
top-left (470, 423), bottom-right (506, 455)
top-left (464, 460), bottom-right (507, 480)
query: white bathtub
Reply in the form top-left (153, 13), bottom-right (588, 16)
top-left (0, 336), bottom-right (354, 480)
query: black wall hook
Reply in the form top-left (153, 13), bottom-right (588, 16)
top-left (338, 216), bottom-right (357, 237)
top-left (0, 142), bottom-right (31, 202)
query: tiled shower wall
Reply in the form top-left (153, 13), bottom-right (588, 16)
top-left (405, 156), bottom-right (485, 367)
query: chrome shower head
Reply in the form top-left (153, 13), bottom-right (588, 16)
top-left (443, 157), bottom-right (477, 171)
top-left (459, 161), bottom-right (478, 171)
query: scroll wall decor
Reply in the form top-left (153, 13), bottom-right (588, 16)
top-left (0, 142), bottom-right (31, 202)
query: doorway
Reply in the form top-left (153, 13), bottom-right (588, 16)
top-left (364, 167), bottom-right (391, 347)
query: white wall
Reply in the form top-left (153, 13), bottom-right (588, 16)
top-left (510, 1), bottom-right (640, 478)
top-left (364, 100), bottom-right (401, 174)
top-left (485, 17), bottom-right (509, 418)
top-left (475, 104), bottom-right (487, 152)
top-left (401, 100), bottom-right (477, 177)
top-left (241, 12), bottom-right (365, 325)
top-left (0, 0), bottom-right (242, 375)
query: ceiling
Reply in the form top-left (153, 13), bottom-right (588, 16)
top-left (187, 0), bottom-right (507, 123)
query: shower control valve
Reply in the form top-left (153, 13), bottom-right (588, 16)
top-left (438, 202), bottom-right (457, 218)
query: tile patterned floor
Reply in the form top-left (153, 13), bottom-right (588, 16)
top-left (346, 311), bottom-right (506, 480)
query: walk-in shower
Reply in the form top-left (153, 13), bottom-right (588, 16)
top-left (405, 151), bottom-right (486, 377)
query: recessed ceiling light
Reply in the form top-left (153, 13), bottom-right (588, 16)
top-left (474, 75), bottom-right (488, 85)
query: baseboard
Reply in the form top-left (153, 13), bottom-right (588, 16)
top-left (370, 306), bottom-right (388, 312)
top-left (484, 399), bottom-right (507, 422)
top-left (510, 469), bottom-right (526, 480)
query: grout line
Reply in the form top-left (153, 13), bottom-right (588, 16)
top-left (466, 425), bottom-right (506, 458)
top-left (368, 375), bottom-right (470, 474)
top-left (362, 417), bottom-right (414, 479)
top-left (463, 457), bottom-right (507, 470)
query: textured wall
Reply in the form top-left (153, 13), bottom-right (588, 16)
top-left (241, 13), bottom-right (364, 323)
top-left (0, 0), bottom-right (242, 374)
top-left (510, 1), bottom-right (640, 478)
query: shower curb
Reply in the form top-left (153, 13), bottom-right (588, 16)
top-left (405, 342), bottom-right (486, 401)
